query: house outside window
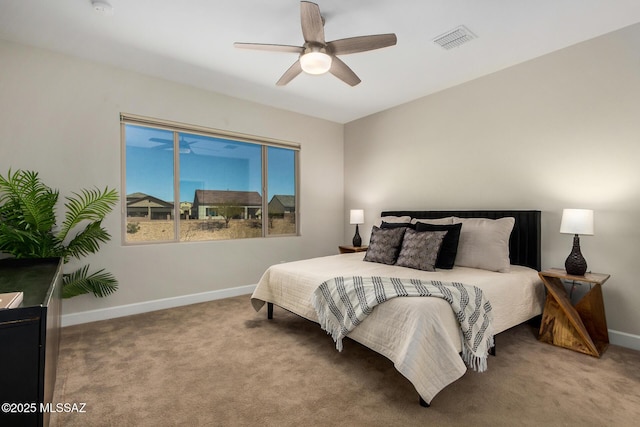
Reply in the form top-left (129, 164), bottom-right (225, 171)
top-left (121, 114), bottom-right (299, 244)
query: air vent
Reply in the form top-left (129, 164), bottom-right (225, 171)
top-left (433, 26), bottom-right (476, 50)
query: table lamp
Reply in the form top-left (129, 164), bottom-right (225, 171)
top-left (350, 209), bottom-right (364, 247)
top-left (560, 209), bottom-right (594, 276)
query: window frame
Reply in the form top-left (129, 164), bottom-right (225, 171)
top-left (120, 113), bottom-right (300, 245)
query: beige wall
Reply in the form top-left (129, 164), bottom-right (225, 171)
top-left (344, 23), bottom-right (640, 341)
top-left (0, 39), bottom-right (344, 319)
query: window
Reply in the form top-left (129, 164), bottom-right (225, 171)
top-left (121, 114), bottom-right (299, 244)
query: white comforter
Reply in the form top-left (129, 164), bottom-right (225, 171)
top-left (251, 252), bottom-right (544, 404)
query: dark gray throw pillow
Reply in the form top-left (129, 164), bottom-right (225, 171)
top-left (381, 221), bottom-right (416, 230)
top-left (414, 222), bottom-right (462, 269)
top-left (363, 226), bottom-right (406, 265)
top-left (395, 229), bottom-right (447, 271)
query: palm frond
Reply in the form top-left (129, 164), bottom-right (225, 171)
top-left (57, 187), bottom-right (118, 242)
top-left (62, 265), bottom-right (119, 298)
top-left (2, 169), bottom-right (119, 299)
top-left (0, 224), bottom-right (41, 257)
top-left (0, 169), bottom-right (58, 233)
top-left (63, 221), bottom-right (111, 260)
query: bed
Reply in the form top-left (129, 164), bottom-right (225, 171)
top-left (251, 210), bottom-right (544, 405)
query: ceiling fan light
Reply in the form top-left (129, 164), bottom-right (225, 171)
top-left (300, 52), bottom-right (332, 75)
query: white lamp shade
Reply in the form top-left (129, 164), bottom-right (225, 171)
top-left (350, 209), bottom-right (364, 225)
top-left (560, 209), bottom-right (594, 235)
top-left (300, 51), bottom-right (332, 75)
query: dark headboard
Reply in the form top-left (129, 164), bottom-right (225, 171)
top-left (381, 210), bottom-right (541, 271)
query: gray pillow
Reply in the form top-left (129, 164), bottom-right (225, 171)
top-left (363, 226), bottom-right (406, 265)
top-left (453, 217), bottom-right (515, 272)
top-left (395, 229), bottom-right (447, 271)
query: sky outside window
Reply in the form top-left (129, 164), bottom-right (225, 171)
top-left (125, 125), bottom-right (295, 204)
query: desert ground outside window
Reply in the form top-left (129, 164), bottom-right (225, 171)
top-left (120, 114), bottom-right (299, 244)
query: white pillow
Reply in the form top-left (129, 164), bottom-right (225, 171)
top-left (452, 217), bottom-right (515, 273)
top-left (380, 215), bottom-right (412, 224)
top-left (411, 216), bottom-right (454, 225)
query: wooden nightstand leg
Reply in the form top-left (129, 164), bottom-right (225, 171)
top-left (539, 296), bottom-right (575, 346)
top-left (538, 277), bottom-right (599, 357)
top-left (575, 283), bottom-right (609, 355)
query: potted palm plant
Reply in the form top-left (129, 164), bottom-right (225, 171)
top-left (0, 169), bottom-right (119, 298)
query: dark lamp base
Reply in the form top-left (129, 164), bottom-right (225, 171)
top-left (352, 224), bottom-right (362, 247)
top-left (565, 234), bottom-right (587, 276)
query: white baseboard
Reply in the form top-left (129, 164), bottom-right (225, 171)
top-left (609, 329), bottom-right (640, 352)
top-left (61, 284), bottom-right (257, 327)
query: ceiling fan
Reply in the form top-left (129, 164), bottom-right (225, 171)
top-left (234, 1), bottom-right (397, 86)
top-left (149, 136), bottom-right (239, 155)
top-left (149, 136), bottom-right (196, 154)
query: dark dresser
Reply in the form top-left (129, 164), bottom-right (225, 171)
top-left (0, 258), bottom-right (63, 427)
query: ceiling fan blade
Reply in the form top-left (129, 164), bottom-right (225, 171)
top-left (149, 137), bottom-right (172, 144)
top-left (276, 60), bottom-right (303, 86)
top-left (329, 56), bottom-right (361, 87)
top-left (234, 42), bottom-right (304, 54)
top-left (300, 1), bottom-right (325, 44)
top-left (328, 34), bottom-right (397, 55)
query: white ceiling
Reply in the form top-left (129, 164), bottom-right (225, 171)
top-left (1, 0), bottom-right (640, 123)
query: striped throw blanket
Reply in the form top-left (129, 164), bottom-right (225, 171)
top-left (311, 276), bottom-right (495, 372)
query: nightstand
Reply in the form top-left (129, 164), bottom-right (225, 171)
top-left (338, 245), bottom-right (368, 254)
top-left (538, 268), bottom-right (610, 357)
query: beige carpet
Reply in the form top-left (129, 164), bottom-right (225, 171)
top-left (51, 295), bottom-right (640, 426)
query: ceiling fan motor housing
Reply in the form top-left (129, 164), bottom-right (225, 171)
top-left (300, 44), bottom-right (332, 74)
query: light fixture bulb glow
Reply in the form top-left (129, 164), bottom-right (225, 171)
top-left (300, 52), bottom-right (332, 75)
